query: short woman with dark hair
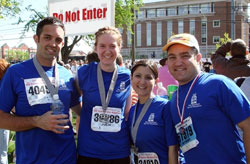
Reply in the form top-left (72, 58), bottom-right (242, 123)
top-left (128, 60), bottom-right (178, 164)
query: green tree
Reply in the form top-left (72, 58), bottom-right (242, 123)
top-left (215, 33), bottom-right (231, 57)
top-left (115, 0), bottom-right (143, 64)
top-left (6, 49), bottom-right (29, 62)
top-left (216, 33), bottom-right (231, 49)
top-left (0, 0), bottom-right (20, 19)
top-left (115, 0), bottom-right (143, 32)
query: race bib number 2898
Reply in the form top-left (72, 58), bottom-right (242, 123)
top-left (24, 78), bottom-right (54, 106)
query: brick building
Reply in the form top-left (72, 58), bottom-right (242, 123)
top-left (0, 43), bottom-right (86, 62)
top-left (120, 0), bottom-right (249, 59)
top-left (0, 43), bottom-right (36, 59)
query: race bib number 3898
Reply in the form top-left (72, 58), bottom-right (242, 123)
top-left (91, 106), bottom-right (122, 132)
top-left (24, 78), bottom-right (53, 106)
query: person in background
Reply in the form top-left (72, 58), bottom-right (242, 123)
top-left (116, 53), bottom-right (124, 66)
top-left (0, 59), bottom-right (11, 164)
top-left (76, 26), bottom-right (131, 164)
top-left (154, 57), bottom-right (178, 95)
top-left (202, 58), bottom-right (212, 73)
top-left (86, 52), bottom-right (100, 64)
top-left (0, 17), bottom-right (81, 164)
top-left (211, 39), bottom-right (250, 79)
top-left (163, 33), bottom-right (250, 164)
top-left (127, 60), bottom-right (178, 164)
top-left (71, 59), bottom-right (79, 75)
top-left (212, 39), bottom-right (250, 140)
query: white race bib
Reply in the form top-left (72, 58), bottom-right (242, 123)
top-left (24, 78), bottom-right (55, 106)
top-left (91, 106), bottom-right (122, 132)
top-left (135, 152), bottom-right (160, 164)
top-left (175, 116), bottom-right (199, 153)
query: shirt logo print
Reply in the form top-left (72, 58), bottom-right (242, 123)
top-left (187, 93), bottom-right (202, 108)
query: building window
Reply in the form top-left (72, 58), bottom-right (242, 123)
top-left (213, 20), bottom-right (220, 27)
top-left (178, 20), bottom-right (184, 33)
top-left (167, 7), bottom-right (177, 16)
top-left (127, 30), bottom-right (131, 47)
top-left (137, 24), bottom-right (141, 47)
top-left (157, 8), bottom-right (166, 17)
top-left (167, 20), bottom-right (173, 40)
top-left (147, 22), bottom-right (151, 46)
top-left (147, 9), bottom-right (155, 18)
top-left (200, 3), bottom-right (211, 13)
top-left (157, 22), bottom-right (162, 45)
top-left (211, 2), bottom-right (215, 12)
top-left (137, 10), bottom-right (145, 19)
top-left (190, 19), bottom-right (195, 35)
top-left (213, 36), bottom-right (220, 44)
top-left (201, 20), bottom-right (207, 44)
top-left (189, 4), bottom-right (199, 14)
top-left (178, 5), bottom-right (188, 15)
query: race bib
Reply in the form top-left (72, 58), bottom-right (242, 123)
top-left (24, 78), bottom-right (54, 106)
top-left (175, 116), bottom-right (199, 153)
top-left (134, 152), bottom-right (160, 164)
top-left (91, 106), bottom-right (122, 132)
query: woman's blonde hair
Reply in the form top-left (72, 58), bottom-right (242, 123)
top-left (94, 26), bottom-right (122, 48)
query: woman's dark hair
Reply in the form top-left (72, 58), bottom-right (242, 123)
top-left (131, 60), bottom-right (158, 79)
top-left (87, 52), bottom-right (100, 64)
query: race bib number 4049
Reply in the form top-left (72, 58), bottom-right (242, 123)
top-left (24, 78), bottom-right (53, 106)
top-left (91, 106), bottom-right (122, 132)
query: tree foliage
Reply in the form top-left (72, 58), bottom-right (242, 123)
top-left (18, 5), bottom-right (47, 34)
top-left (115, 0), bottom-right (143, 33)
top-left (215, 33), bottom-right (231, 57)
top-left (216, 33), bottom-right (231, 49)
top-left (0, 0), bottom-right (20, 19)
top-left (6, 49), bottom-right (29, 62)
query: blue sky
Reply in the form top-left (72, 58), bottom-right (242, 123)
top-left (0, 0), bottom-right (163, 48)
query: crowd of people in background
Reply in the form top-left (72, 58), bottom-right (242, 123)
top-left (0, 17), bottom-right (249, 164)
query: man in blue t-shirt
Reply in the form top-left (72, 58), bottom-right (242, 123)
top-left (0, 17), bottom-right (81, 164)
top-left (162, 33), bottom-right (250, 164)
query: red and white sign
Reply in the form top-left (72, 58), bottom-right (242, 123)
top-left (48, 0), bottom-right (115, 36)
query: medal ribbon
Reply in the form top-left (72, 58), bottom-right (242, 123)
top-left (131, 97), bottom-right (153, 146)
top-left (176, 73), bottom-right (200, 124)
top-left (33, 56), bottom-right (59, 100)
top-left (97, 63), bottom-right (118, 112)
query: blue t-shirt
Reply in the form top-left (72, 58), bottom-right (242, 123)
top-left (166, 73), bottom-right (250, 164)
top-left (77, 62), bottom-right (131, 159)
top-left (128, 96), bottom-right (177, 164)
top-left (0, 59), bottom-right (81, 164)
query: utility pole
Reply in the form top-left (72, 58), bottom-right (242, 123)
top-left (131, 0), bottom-right (135, 65)
top-left (231, 0), bottom-right (235, 40)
